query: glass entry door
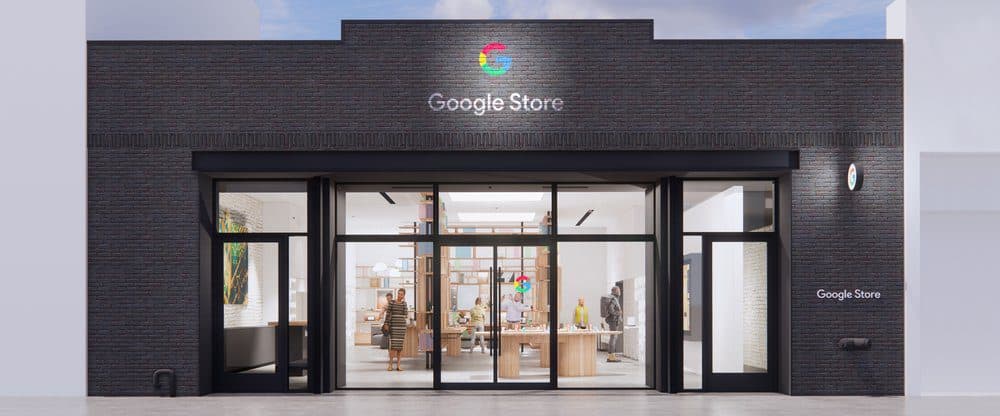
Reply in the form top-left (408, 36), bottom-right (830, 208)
top-left (701, 235), bottom-right (777, 391)
top-left (214, 235), bottom-right (310, 392)
top-left (439, 245), bottom-right (554, 387)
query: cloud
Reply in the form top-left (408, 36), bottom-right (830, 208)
top-left (258, 0), bottom-right (317, 39)
top-left (437, 0), bottom-right (891, 38)
top-left (432, 0), bottom-right (494, 19)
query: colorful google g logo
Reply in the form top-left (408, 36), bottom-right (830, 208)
top-left (514, 275), bottom-right (531, 293)
top-left (479, 42), bottom-right (511, 76)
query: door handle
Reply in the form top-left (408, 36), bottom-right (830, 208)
top-left (496, 266), bottom-right (502, 357)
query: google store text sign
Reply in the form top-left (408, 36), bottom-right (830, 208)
top-left (816, 289), bottom-right (883, 301)
top-left (428, 42), bottom-right (565, 116)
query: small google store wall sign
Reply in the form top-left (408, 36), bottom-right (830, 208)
top-left (427, 42), bottom-right (565, 115)
top-left (847, 163), bottom-right (864, 191)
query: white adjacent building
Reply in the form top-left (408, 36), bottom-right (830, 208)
top-left (888, 0), bottom-right (1000, 396)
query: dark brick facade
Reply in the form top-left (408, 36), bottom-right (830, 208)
top-left (87, 20), bottom-right (902, 396)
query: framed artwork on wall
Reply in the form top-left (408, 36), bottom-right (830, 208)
top-left (221, 210), bottom-right (249, 305)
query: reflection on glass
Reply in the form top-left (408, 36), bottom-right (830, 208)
top-left (557, 184), bottom-right (650, 235)
top-left (223, 242), bottom-right (279, 374)
top-left (439, 185), bottom-right (551, 235)
top-left (341, 242), bottom-right (432, 388)
top-left (342, 185), bottom-right (434, 235)
top-left (682, 236), bottom-right (703, 389)
top-left (217, 181), bottom-right (307, 233)
top-left (711, 242), bottom-right (768, 373)
top-left (557, 242), bottom-right (651, 388)
top-left (683, 181), bottom-right (774, 232)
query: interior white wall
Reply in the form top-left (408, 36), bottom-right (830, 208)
top-left (711, 242), bottom-right (745, 372)
top-left (889, 0), bottom-right (1000, 396)
top-left (0, 0), bottom-right (86, 396)
top-left (685, 187), bottom-right (744, 232)
top-left (86, 0), bottom-right (260, 40)
top-left (558, 242), bottom-right (609, 327)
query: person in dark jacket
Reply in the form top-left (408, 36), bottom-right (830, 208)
top-left (606, 286), bottom-right (623, 362)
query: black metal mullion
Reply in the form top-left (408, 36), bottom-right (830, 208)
top-left (276, 238), bottom-right (291, 392)
top-left (701, 237), bottom-right (713, 392)
top-left (493, 245), bottom-right (499, 384)
top-left (432, 184), bottom-right (441, 388)
top-left (549, 183), bottom-right (558, 388)
top-left (335, 234), bottom-right (434, 243)
top-left (554, 234), bottom-right (655, 242)
top-left (211, 236), bottom-right (223, 392)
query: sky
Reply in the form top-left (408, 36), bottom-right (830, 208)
top-left (258, 0), bottom-right (895, 40)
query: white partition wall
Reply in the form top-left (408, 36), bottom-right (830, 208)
top-left (889, 0), bottom-right (1000, 396)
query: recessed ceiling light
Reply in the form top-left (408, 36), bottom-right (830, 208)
top-left (456, 212), bottom-right (536, 222)
top-left (448, 192), bottom-right (544, 202)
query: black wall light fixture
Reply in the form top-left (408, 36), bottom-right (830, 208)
top-left (575, 209), bottom-right (594, 226)
top-left (379, 192), bottom-right (396, 204)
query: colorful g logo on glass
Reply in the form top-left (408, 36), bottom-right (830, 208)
top-left (479, 42), bottom-right (511, 76)
top-left (514, 275), bottom-right (531, 293)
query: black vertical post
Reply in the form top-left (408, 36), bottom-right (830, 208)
top-left (306, 178), bottom-right (321, 393)
top-left (549, 184), bottom-right (558, 387)
top-left (493, 246), bottom-right (499, 384)
top-left (198, 176), bottom-right (215, 395)
top-left (278, 238), bottom-right (290, 391)
top-left (320, 178), bottom-right (334, 392)
top-left (663, 177), bottom-right (684, 393)
top-left (432, 184), bottom-right (441, 388)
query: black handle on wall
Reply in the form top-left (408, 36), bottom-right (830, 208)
top-left (838, 338), bottom-right (872, 351)
top-left (152, 369), bottom-right (176, 397)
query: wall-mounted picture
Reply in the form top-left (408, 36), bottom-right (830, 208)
top-left (221, 210), bottom-right (249, 305)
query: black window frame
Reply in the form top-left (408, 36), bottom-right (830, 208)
top-left (333, 182), bottom-right (657, 390)
top-left (676, 178), bottom-right (781, 393)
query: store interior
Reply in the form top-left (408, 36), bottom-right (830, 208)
top-left (340, 185), bottom-right (652, 388)
top-left (214, 180), bottom-right (773, 391)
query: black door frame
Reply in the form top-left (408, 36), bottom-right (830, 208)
top-left (209, 178), bottom-right (320, 394)
top-left (699, 233), bottom-right (779, 392)
top-left (436, 243), bottom-right (557, 390)
top-left (212, 234), bottom-right (291, 393)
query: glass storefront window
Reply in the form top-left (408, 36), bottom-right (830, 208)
top-left (557, 241), bottom-right (652, 388)
top-left (217, 181), bottom-right (308, 233)
top-left (557, 184), bottom-right (651, 235)
top-left (683, 181), bottom-right (774, 232)
top-left (223, 242), bottom-right (279, 374)
top-left (339, 242), bottom-right (432, 388)
top-left (711, 241), bottom-right (768, 374)
top-left (439, 185), bottom-right (552, 235)
top-left (341, 185), bottom-right (434, 235)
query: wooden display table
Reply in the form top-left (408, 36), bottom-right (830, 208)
top-left (410, 327), bottom-right (465, 357)
top-left (481, 330), bottom-right (622, 379)
top-left (401, 325), bottom-right (419, 357)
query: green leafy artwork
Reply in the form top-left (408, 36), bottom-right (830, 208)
top-left (220, 210), bottom-right (249, 305)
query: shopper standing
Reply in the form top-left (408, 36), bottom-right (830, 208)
top-left (387, 288), bottom-right (409, 371)
top-left (469, 297), bottom-right (488, 353)
top-left (503, 292), bottom-right (532, 330)
top-left (574, 297), bottom-right (590, 329)
top-left (605, 286), bottom-right (623, 362)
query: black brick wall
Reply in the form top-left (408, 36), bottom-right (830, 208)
top-left (87, 20), bottom-right (902, 396)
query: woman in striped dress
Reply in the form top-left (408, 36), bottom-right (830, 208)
top-left (386, 288), bottom-right (409, 371)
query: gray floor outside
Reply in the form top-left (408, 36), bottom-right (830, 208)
top-left (2, 392), bottom-right (998, 416)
